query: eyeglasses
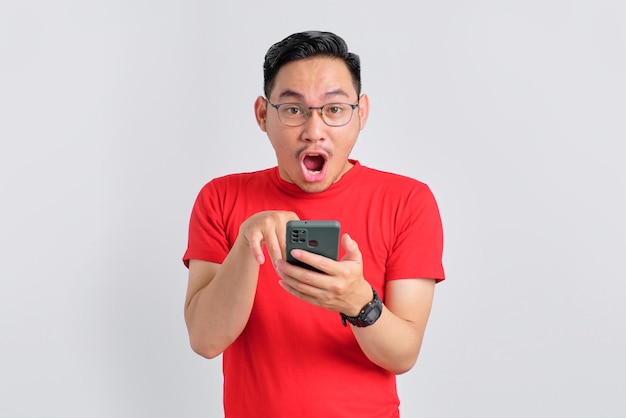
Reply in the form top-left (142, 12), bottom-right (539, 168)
top-left (265, 98), bottom-right (360, 127)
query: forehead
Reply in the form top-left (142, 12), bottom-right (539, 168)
top-left (270, 57), bottom-right (356, 101)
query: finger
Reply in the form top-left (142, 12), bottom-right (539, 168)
top-left (247, 232), bottom-right (266, 264)
top-left (279, 264), bottom-right (326, 296)
top-left (265, 231), bottom-right (283, 267)
top-left (340, 233), bottom-right (362, 263)
top-left (289, 249), bottom-right (335, 275)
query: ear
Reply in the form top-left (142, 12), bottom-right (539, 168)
top-left (254, 96), bottom-right (268, 132)
top-left (356, 94), bottom-right (370, 130)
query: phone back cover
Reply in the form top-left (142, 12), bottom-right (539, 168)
top-left (286, 220), bottom-right (340, 269)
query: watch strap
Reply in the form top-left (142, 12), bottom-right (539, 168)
top-left (340, 287), bottom-right (383, 328)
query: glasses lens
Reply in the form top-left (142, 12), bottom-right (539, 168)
top-left (322, 103), bottom-right (354, 127)
top-left (277, 104), bottom-right (307, 127)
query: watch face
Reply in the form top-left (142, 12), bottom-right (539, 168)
top-left (364, 305), bottom-right (382, 324)
top-left (341, 288), bottom-right (383, 327)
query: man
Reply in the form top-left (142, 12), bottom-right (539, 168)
top-left (183, 31), bottom-right (445, 417)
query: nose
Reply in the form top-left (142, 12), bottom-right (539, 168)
top-left (301, 108), bottom-right (326, 142)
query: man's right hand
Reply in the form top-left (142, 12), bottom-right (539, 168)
top-left (237, 210), bottom-right (299, 267)
top-left (185, 209), bottom-right (299, 358)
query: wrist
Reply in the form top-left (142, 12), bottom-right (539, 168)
top-left (340, 286), bottom-right (383, 328)
top-left (344, 283), bottom-right (375, 317)
top-left (232, 235), bottom-right (264, 266)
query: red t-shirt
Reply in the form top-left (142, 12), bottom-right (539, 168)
top-left (183, 160), bottom-right (445, 418)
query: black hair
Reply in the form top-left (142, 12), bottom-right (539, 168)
top-left (263, 31), bottom-right (361, 98)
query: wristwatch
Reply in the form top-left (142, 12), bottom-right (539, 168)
top-left (340, 287), bottom-right (383, 327)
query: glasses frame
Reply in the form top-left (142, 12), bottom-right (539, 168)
top-left (265, 97), bottom-right (360, 127)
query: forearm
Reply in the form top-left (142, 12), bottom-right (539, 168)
top-left (349, 279), bottom-right (435, 374)
top-left (277, 236), bottom-right (435, 374)
top-left (351, 307), bottom-right (425, 374)
top-left (185, 241), bottom-right (260, 358)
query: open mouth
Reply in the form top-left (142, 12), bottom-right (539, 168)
top-left (301, 153), bottom-right (327, 181)
top-left (303, 154), bottom-right (325, 173)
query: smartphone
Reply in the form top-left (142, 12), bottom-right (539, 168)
top-left (286, 220), bottom-right (340, 272)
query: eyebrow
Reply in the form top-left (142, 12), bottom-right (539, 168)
top-left (276, 88), bottom-right (351, 102)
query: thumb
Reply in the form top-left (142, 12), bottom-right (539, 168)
top-left (340, 233), bottom-right (362, 263)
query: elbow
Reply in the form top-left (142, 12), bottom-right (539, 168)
top-left (189, 335), bottom-right (227, 359)
top-left (185, 314), bottom-right (234, 359)
top-left (185, 315), bottom-right (242, 359)
top-left (388, 332), bottom-right (424, 374)
top-left (190, 341), bottom-right (223, 359)
top-left (391, 359), bottom-right (417, 375)
top-left (366, 352), bottom-right (418, 375)
top-left (378, 347), bottom-right (420, 375)
top-left (388, 355), bottom-right (418, 375)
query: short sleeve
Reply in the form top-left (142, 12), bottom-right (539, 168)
top-left (385, 183), bottom-right (445, 282)
top-left (182, 181), bottom-right (231, 268)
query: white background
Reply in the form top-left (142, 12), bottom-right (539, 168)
top-left (1, 1), bottom-right (624, 417)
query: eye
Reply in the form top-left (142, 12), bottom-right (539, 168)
top-left (283, 105), bottom-right (305, 115)
top-left (326, 104), bottom-right (344, 114)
